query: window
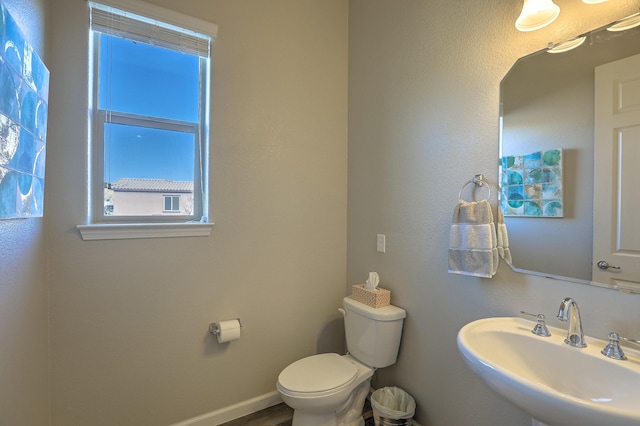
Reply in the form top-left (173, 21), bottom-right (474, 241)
top-left (87, 1), bottom-right (217, 231)
top-left (164, 195), bottom-right (180, 212)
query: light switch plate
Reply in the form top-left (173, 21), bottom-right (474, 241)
top-left (377, 234), bottom-right (386, 253)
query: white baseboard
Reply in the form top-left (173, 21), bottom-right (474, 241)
top-left (169, 391), bottom-right (283, 426)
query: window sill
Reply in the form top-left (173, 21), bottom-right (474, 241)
top-left (77, 222), bottom-right (214, 241)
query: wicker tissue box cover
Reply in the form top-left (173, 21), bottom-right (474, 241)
top-left (351, 284), bottom-right (391, 308)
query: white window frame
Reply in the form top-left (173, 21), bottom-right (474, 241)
top-left (78, 0), bottom-right (217, 240)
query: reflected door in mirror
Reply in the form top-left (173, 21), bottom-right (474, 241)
top-left (593, 53), bottom-right (640, 291)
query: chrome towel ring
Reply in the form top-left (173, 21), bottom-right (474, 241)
top-left (458, 174), bottom-right (491, 201)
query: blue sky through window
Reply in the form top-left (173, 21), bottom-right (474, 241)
top-left (104, 123), bottom-right (195, 182)
top-left (99, 34), bottom-right (199, 183)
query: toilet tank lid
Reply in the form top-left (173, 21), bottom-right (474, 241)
top-left (343, 297), bottom-right (406, 321)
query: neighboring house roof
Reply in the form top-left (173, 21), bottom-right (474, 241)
top-left (111, 178), bottom-right (193, 193)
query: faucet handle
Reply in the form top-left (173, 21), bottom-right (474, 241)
top-left (601, 332), bottom-right (640, 361)
top-left (520, 311), bottom-right (551, 337)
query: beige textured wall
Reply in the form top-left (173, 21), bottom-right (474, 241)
top-left (47, 0), bottom-right (347, 424)
top-left (0, 1), bottom-right (50, 425)
top-left (348, 1), bottom-right (640, 425)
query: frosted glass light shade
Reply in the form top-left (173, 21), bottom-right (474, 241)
top-left (607, 13), bottom-right (640, 32)
top-left (547, 36), bottom-right (586, 54)
top-left (515, 0), bottom-right (560, 32)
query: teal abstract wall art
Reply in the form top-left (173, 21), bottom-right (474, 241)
top-left (0, 2), bottom-right (49, 219)
top-left (500, 149), bottom-right (563, 217)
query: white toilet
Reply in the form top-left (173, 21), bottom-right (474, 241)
top-left (277, 297), bottom-right (406, 426)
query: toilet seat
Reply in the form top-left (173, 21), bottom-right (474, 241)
top-left (278, 353), bottom-right (358, 395)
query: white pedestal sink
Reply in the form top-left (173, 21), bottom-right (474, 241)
top-left (457, 317), bottom-right (640, 425)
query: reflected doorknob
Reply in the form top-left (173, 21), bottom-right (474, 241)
top-left (597, 260), bottom-right (621, 271)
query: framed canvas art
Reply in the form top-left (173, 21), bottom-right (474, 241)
top-left (0, 2), bottom-right (49, 219)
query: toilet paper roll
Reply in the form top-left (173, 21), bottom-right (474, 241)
top-left (216, 319), bottom-right (241, 343)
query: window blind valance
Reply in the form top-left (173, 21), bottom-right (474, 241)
top-left (89, 1), bottom-right (217, 57)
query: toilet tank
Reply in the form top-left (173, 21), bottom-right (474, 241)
top-left (342, 297), bottom-right (406, 368)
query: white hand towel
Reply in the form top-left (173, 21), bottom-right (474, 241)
top-left (496, 209), bottom-right (512, 265)
top-left (449, 224), bottom-right (496, 250)
top-left (448, 199), bottom-right (498, 278)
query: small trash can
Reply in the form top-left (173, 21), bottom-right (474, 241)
top-left (370, 386), bottom-right (416, 426)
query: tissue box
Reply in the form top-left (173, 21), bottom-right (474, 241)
top-left (350, 284), bottom-right (391, 308)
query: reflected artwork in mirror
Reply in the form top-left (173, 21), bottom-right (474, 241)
top-left (500, 14), bottom-right (640, 291)
top-left (0, 1), bottom-right (49, 219)
top-left (500, 148), bottom-right (563, 217)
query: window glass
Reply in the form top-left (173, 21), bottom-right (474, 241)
top-left (99, 34), bottom-right (200, 122)
top-left (103, 123), bottom-right (195, 184)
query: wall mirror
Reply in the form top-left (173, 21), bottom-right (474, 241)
top-left (500, 14), bottom-right (640, 292)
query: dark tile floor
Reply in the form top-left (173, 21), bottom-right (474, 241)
top-left (219, 400), bottom-right (375, 426)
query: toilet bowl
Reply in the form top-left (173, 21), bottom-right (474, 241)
top-left (277, 354), bottom-right (373, 426)
top-left (277, 297), bottom-right (406, 426)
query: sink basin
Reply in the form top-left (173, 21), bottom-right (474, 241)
top-left (457, 317), bottom-right (640, 425)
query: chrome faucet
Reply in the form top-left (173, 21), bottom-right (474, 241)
top-left (557, 297), bottom-right (587, 348)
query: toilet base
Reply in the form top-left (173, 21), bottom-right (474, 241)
top-left (290, 378), bottom-right (371, 426)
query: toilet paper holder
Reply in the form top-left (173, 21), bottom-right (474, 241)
top-left (209, 318), bottom-right (242, 336)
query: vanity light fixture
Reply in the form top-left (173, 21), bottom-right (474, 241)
top-left (516, 0), bottom-right (560, 32)
top-left (607, 12), bottom-right (640, 32)
top-left (547, 36), bottom-right (586, 53)
top-left (582, 0), bottom-right (608, 3)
